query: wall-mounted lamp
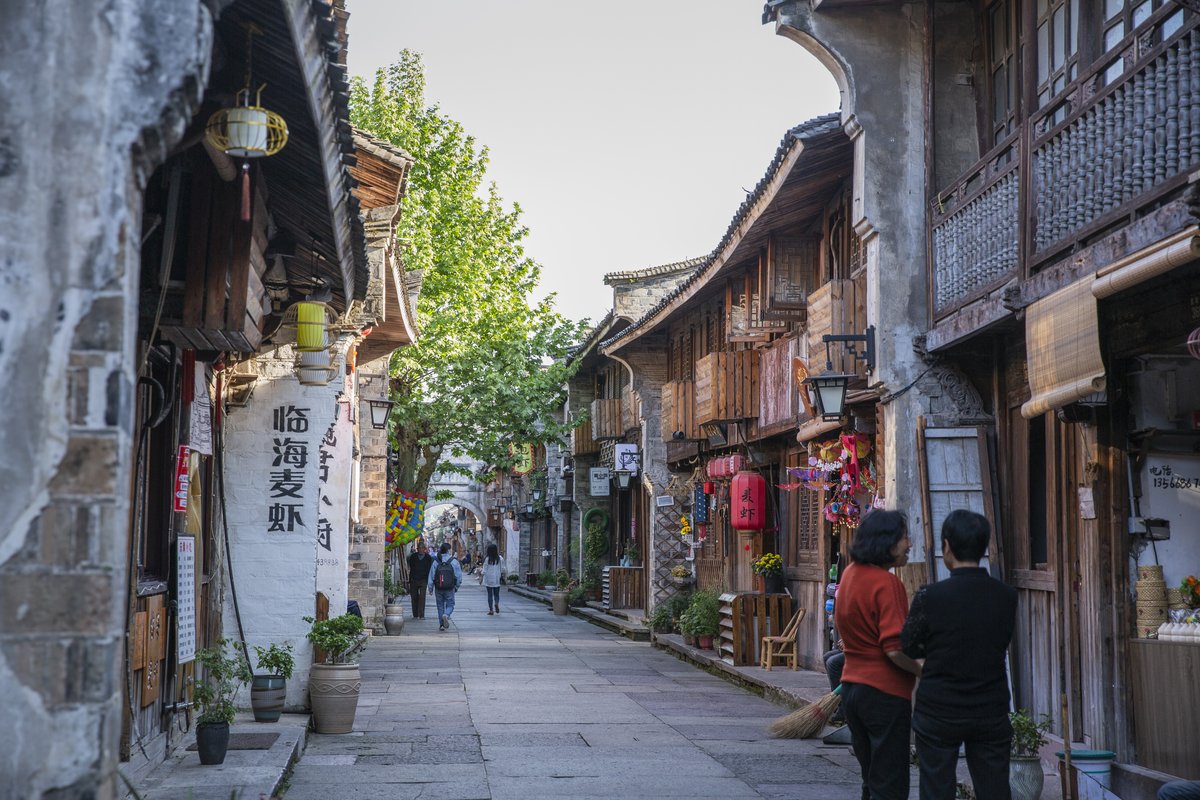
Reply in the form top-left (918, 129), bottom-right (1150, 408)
top-left (365, 398), bottom-right (396, 430)
top-left (614, 470), bottom-right (634, 490)
top-left (532, 487), bottom-right (543, 502)
top-left (804, 372), bottom-right (852, 421)
top-left (821, 325), bottom-right (875, 373)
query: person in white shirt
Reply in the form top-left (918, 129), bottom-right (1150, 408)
top-left (482, 543), bottom-right (506, 615)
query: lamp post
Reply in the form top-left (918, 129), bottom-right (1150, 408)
top-left (803, 325), bottom-right (876, 421)
top-left (365, 398), bottom-right (396, 430)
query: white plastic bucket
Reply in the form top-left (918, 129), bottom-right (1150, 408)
top-left (1057, 750), bottom-right (1116, 788)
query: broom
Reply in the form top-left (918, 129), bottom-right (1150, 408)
top-left (769, 684), bottom-right (843, 739)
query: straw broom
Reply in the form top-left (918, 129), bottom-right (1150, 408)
top-left (769, 684), bottom-right (843, 739)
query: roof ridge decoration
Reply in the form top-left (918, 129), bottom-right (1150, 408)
top-left (597, 112), bottom-right (842, 352)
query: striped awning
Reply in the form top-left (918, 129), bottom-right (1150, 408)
top-left (1021, 278), bottom-right (1106, 419)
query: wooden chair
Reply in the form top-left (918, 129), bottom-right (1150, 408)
top-left (759, 607), bottom-right (806, 671)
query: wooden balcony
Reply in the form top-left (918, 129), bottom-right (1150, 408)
top-left (695, 350), bottom-right (760, 426)
top-left (590, 398), bottom-right (626, 441)
top-left (573, 415), bottom-right (601, 456)
top-left (660, 380), bottom-right (702, 442)
top-left (806, 279), bottom-right (865, 375)
top-left (930, 11), bottom-right (1200, 320)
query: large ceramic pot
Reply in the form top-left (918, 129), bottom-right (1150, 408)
top-left (309, 663), bottom-right (361, 734)
top-left (196, 721), bottom-right (230, 765)
top-left (763, 574), bottom-right (786, 594)
top-left (697, 634), bottom-right (715, 650)
top-left (551, 590), bottom-right (570, 615)
top-left (383, 603), bottom-right (405, 635)
top-left (250, 674), bottom-right (286, 723)
top-left (1009, 756), bottom-right (1044, 800)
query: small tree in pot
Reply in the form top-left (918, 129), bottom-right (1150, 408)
top-left (246, 642), bottom-right (294, 723)
top-left (551, 569), bottom-right (571, 615)
top-left (304, 614), bottom-right (368, 734)
top-left (1009, 708), bottom-right (1050, 800)
top-left (679, 590), bottom-right (721, 650)
top-left (192, 639), bottom-right (248, 764)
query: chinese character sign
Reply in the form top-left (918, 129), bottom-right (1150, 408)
top-left (267, 405), bottom-right (312, 533)
top-left (315, 407), bottom-right (353, 603)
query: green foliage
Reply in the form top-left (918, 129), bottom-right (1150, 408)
top-left (581, 563), bottom-right (601, 592)
top-left (304, 614), bottom-right (368, 665)
top-left (626, 541), bottom-right (640, 565)
top-left (192, 639), bottom-right (248, 726)
top-left (383, 564), bottom-right (406, 601)
top-left (647, 604), bottom-right (675, 633)
top-left (679, 590), bottom-right (721, 637)
top-left (566, 586), bottom-right (588, 607)
top-left (251, 642), bottom-right (295, 680)
top-left (537, 569), bottom-right (555, 587)
top-left (349, 51), bottom-right (588, 499)
top-left (505, 573), bottom-right (520, 584)
top-left (1009, 709), bottom-right (1051, 757)
top-left (555, 568), bottom-right (571, 590)
top-left (432, 489), bottom-right (455, 501)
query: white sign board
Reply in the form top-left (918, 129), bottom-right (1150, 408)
top-left (614, 443), bottom-right (641, 473)
top-left (590, 467), bottom-right (611, 497)
top-left (315, 405), bottom-right (353, 610)
top-left (176, 536), bottom-right (196, 664)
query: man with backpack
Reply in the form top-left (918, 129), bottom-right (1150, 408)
top-left (427, 542), bottom-right (463, 631)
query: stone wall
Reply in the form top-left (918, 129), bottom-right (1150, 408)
top-left (352, 362), bottom-right (390, 634)
top-left (0, 3), bottom-right (213, 796)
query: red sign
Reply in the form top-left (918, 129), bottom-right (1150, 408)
top-left (173, 445), bottom-right (191, 513)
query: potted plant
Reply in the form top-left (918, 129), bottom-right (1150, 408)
top-left (191, 639), bottom-right (248, 764)
top-left (505, 573), bottom-right (520, 585)
top-left (626, 541), bottom-right (640, 566)
top-left (566, 586), bottom-right (588, 608)
top-left (383, 564), bottom-right (406, 635)
top-left (1009, 708), bottom-right (1050, 800)
top-left (537, 569), bottom-right (555, 590)
top-left (304, 614), bottom-right (368, 734)
top-left (583, 514), bottom-right (608, 600)
top-left (670, 564), bottom-right (694, 588)
top-left (752, 552), bottom-right (786, 594)
top-left (680, 590), bottom-right (721, 650)
top-left (551, 569), bottom-right (572, 615)
top-left (246, 642), bottom-right (294, 723)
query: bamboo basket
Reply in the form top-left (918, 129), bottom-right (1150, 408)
top-left (1137, 564), bottom-right (1164, 582)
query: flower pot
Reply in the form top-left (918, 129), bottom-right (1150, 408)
top-left (682, 633), bottom-right (697, 646)
top-left (196, 721), bottom-right (230, 765)
top-left (383, 603), bottom-right (405, 635)
top-left (697, 634), bottom-right (715, 650)
top-left (308, 663), bottom-right (361, 734)
top-left (764, 574), bottom-right (786, 594)
top-left (670, 575), bottom-right (694, 588)
top-left (250, 674), bottom-right (286, 723)
top-left (551, 590), bottom-right (570, 616)
top-left (1009, 756), bottom-right (1044, 800)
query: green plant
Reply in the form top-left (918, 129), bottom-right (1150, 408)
top-left (566, 586), bottom-right (588, 607)
top-left (752, 552), bottom-right (784, 577)
top-left (626, 541), bottom-right (639, 564)
top-left (679, 590), bottom-right (720, 637)
top-left (505, 573), bottom-right (520, 584)
top-left (647, 604), bottom-right (675, 633)
top-left (1009, 709), bottom-right (1051, 757)
top-left (304, 614), bottom-right (368, 665)
top-left (582, 563), bottom-right (601, 592)
top-left (251, 642), bottom-right (295, 680)
top-left (670, 564), bottom-right (691, 578)
top-left (538, 569), bottom-right (555, 587)
top-left (192, 639), bottom-right (249, 726)
top-left (383, 564), bottom-right (407, 601)
top-left (555, 568), bottom-right (571, 591)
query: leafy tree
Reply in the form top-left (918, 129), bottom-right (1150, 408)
top-left (350, 51), bottom-right (586, 505)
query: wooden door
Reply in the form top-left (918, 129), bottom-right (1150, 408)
top-left (783, 447), bottom-right (828, 670)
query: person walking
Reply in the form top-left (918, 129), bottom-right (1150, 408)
top-left (901, 509), bottom-right (1017, 800)
top-left (834, 509), bottom-right (923, 800)
top-left (482, 543), bottom-right (506, 615)
top-left (428, 542), bottom-right (463, 631)
top-left (406, 541), bottom-right (433, 619)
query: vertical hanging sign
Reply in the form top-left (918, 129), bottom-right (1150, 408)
top-left (176, 535), bottom-right (196, 664)
top-left (173, 445), bottom-right (191, 513)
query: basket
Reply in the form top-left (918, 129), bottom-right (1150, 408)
top-left (1134, 581), bottom-right (1166, 602)
top-left (1136, 604), bottom-right (1167, 623)
top-left (1166, 588), bottom-right (1188, 609)
top-left (1137, 564), bottom-right (1164, 582)
top-left (1136, 623), bottom-right (1160, 639)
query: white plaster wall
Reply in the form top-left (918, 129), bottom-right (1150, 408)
top-left (222, 342), bottom-right (351, 709)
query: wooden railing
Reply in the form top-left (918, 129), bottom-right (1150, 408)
top-left (717, 592), bottom-right (794, 666)
top-left (603, 566), bottom-right (645, 610)
top-left (694, 350), bottom-right (760, 425)
top-left (929, 10), bottom-right (1199, 320)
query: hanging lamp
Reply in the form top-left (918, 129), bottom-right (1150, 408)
top-left (205, 22), bottom-right (288, 221)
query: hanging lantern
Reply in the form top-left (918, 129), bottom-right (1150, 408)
top-left (204, 23), bottom-right (288, 220)
top-left (731, 471), bottom-right (766, 531)
top-left (294, 347), bottom-right (337, 386)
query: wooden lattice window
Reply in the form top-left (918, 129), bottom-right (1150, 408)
top-left (1035, 0), bottom-right (1083, 110)
top-left (986, 0), bottom-right (1019, 144)
top-left (762, 235), bottom-right (817, 320)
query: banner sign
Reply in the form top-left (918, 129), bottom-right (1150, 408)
top-left (176, 536), bottom-right (196, 664)
top-left (173, 445), bottom-right (191, 513)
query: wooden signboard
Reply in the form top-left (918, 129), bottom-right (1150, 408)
top-left (141, 594), bottom-right (165, 706)
top-left (132, 611), bottom-right (147, 671)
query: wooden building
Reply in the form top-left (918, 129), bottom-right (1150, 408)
top-left (765, 0), bottom-right (1200, 790)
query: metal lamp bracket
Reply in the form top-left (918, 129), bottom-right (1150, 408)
top-left (822, 325), bottom-right (876, 372)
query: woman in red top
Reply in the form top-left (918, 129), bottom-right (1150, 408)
top-left (834, 510), bottom-right (923, 800)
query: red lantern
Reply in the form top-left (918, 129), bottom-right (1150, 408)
top-left (703, 481), bottom-right (715, 495)
top-left (731, 471), bottom-right (766, 531)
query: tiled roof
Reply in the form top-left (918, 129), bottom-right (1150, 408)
top-left (598, 112), bottom-right (842, 352)
top-left (351, 127), bottom-right (415, 168)
top-left (602, 256), bottom-right (707, 284)
top-left (567, 310), bottom-right (617, 363)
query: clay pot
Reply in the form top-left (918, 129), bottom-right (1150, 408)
top-left (551, 591), bottom-right (570, 615)
top-left (384, 603), bottom-right (405, 635)
top-left (309, 663), bottom-right (361, 734)
top-left (196, 721), bottom-right (230, 765)
top-left (250, 674), bottom-right (286, 723)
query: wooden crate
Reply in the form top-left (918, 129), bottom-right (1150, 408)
top-left (717, 592), bottom-right (794, 666)
top-left (695, 350), bottom-right (760, 425)
top-left (603, 566), bottom-right (645, 610)
top-left (590, 398), bottom-right (625, 440)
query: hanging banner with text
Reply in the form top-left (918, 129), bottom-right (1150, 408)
top-left (176, 535), bottom-right (196, 664)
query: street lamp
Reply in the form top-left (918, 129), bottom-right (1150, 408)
top-left (614, 470), bottom-right (634, 490)
top-left (365, 398), bottom-right (396, 430)
top-left (805, 373), bottom-right (852, 420)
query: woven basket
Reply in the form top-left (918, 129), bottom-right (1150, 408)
top-left (1137, 564), bottom-right (1165, 581)
top-left (1137, 623), bottom-right (1160, 639)
top-left (1136, 605), bottom-right (1168, 622)
top-left (1166, 588), bottom-right (1188, 609)
top-left (1135, 581), bottom-right (1166, 602)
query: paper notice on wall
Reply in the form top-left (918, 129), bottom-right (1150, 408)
top-left (189, 366), bottom-right (213, 455)
top-left (1078, 486), bottom-right (1096, 519)
top-left (176, 536), bottom-right (196, 664)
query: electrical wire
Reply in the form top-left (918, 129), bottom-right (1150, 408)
top-left (879, 364), bottom-right (936, 406)
top-left (216, 381), bottom-right (253, 668)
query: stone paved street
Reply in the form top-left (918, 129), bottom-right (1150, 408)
top-left (283, 583), bottom-right (881, 800)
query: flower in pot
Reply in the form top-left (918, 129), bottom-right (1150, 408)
top-left (1009, 708), bottom-right (1050, 800)
top-left (304, 614), bottom-right (368, 734)
top-left (505, 573), bottom-right (520, 585)
top-left (752, 552), bottom-right (786, 593)
top-left (191, 639), bottom-right (249, 764)
top-left (670, 564), bottom-right (694, 587)
top-left (246, 642), bottom-right (294, 723)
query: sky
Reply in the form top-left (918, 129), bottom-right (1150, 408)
top-left (345, 1), bottom-right (841, 325)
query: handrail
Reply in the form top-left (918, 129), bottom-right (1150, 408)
top-left (931, 130), bottom-right (1021, 222)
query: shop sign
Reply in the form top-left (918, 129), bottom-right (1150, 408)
top-left (590, 467), bottom-right (611, 496)
top-left (173, 445), bottom-right (191, 513)
top-left (176, 535), bottom-right (196, 664)
top-left (614, 443), bottom-right (641, 473)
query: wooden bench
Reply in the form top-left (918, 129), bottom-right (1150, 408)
top-left (759, 607), bottom-right (806, 671)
